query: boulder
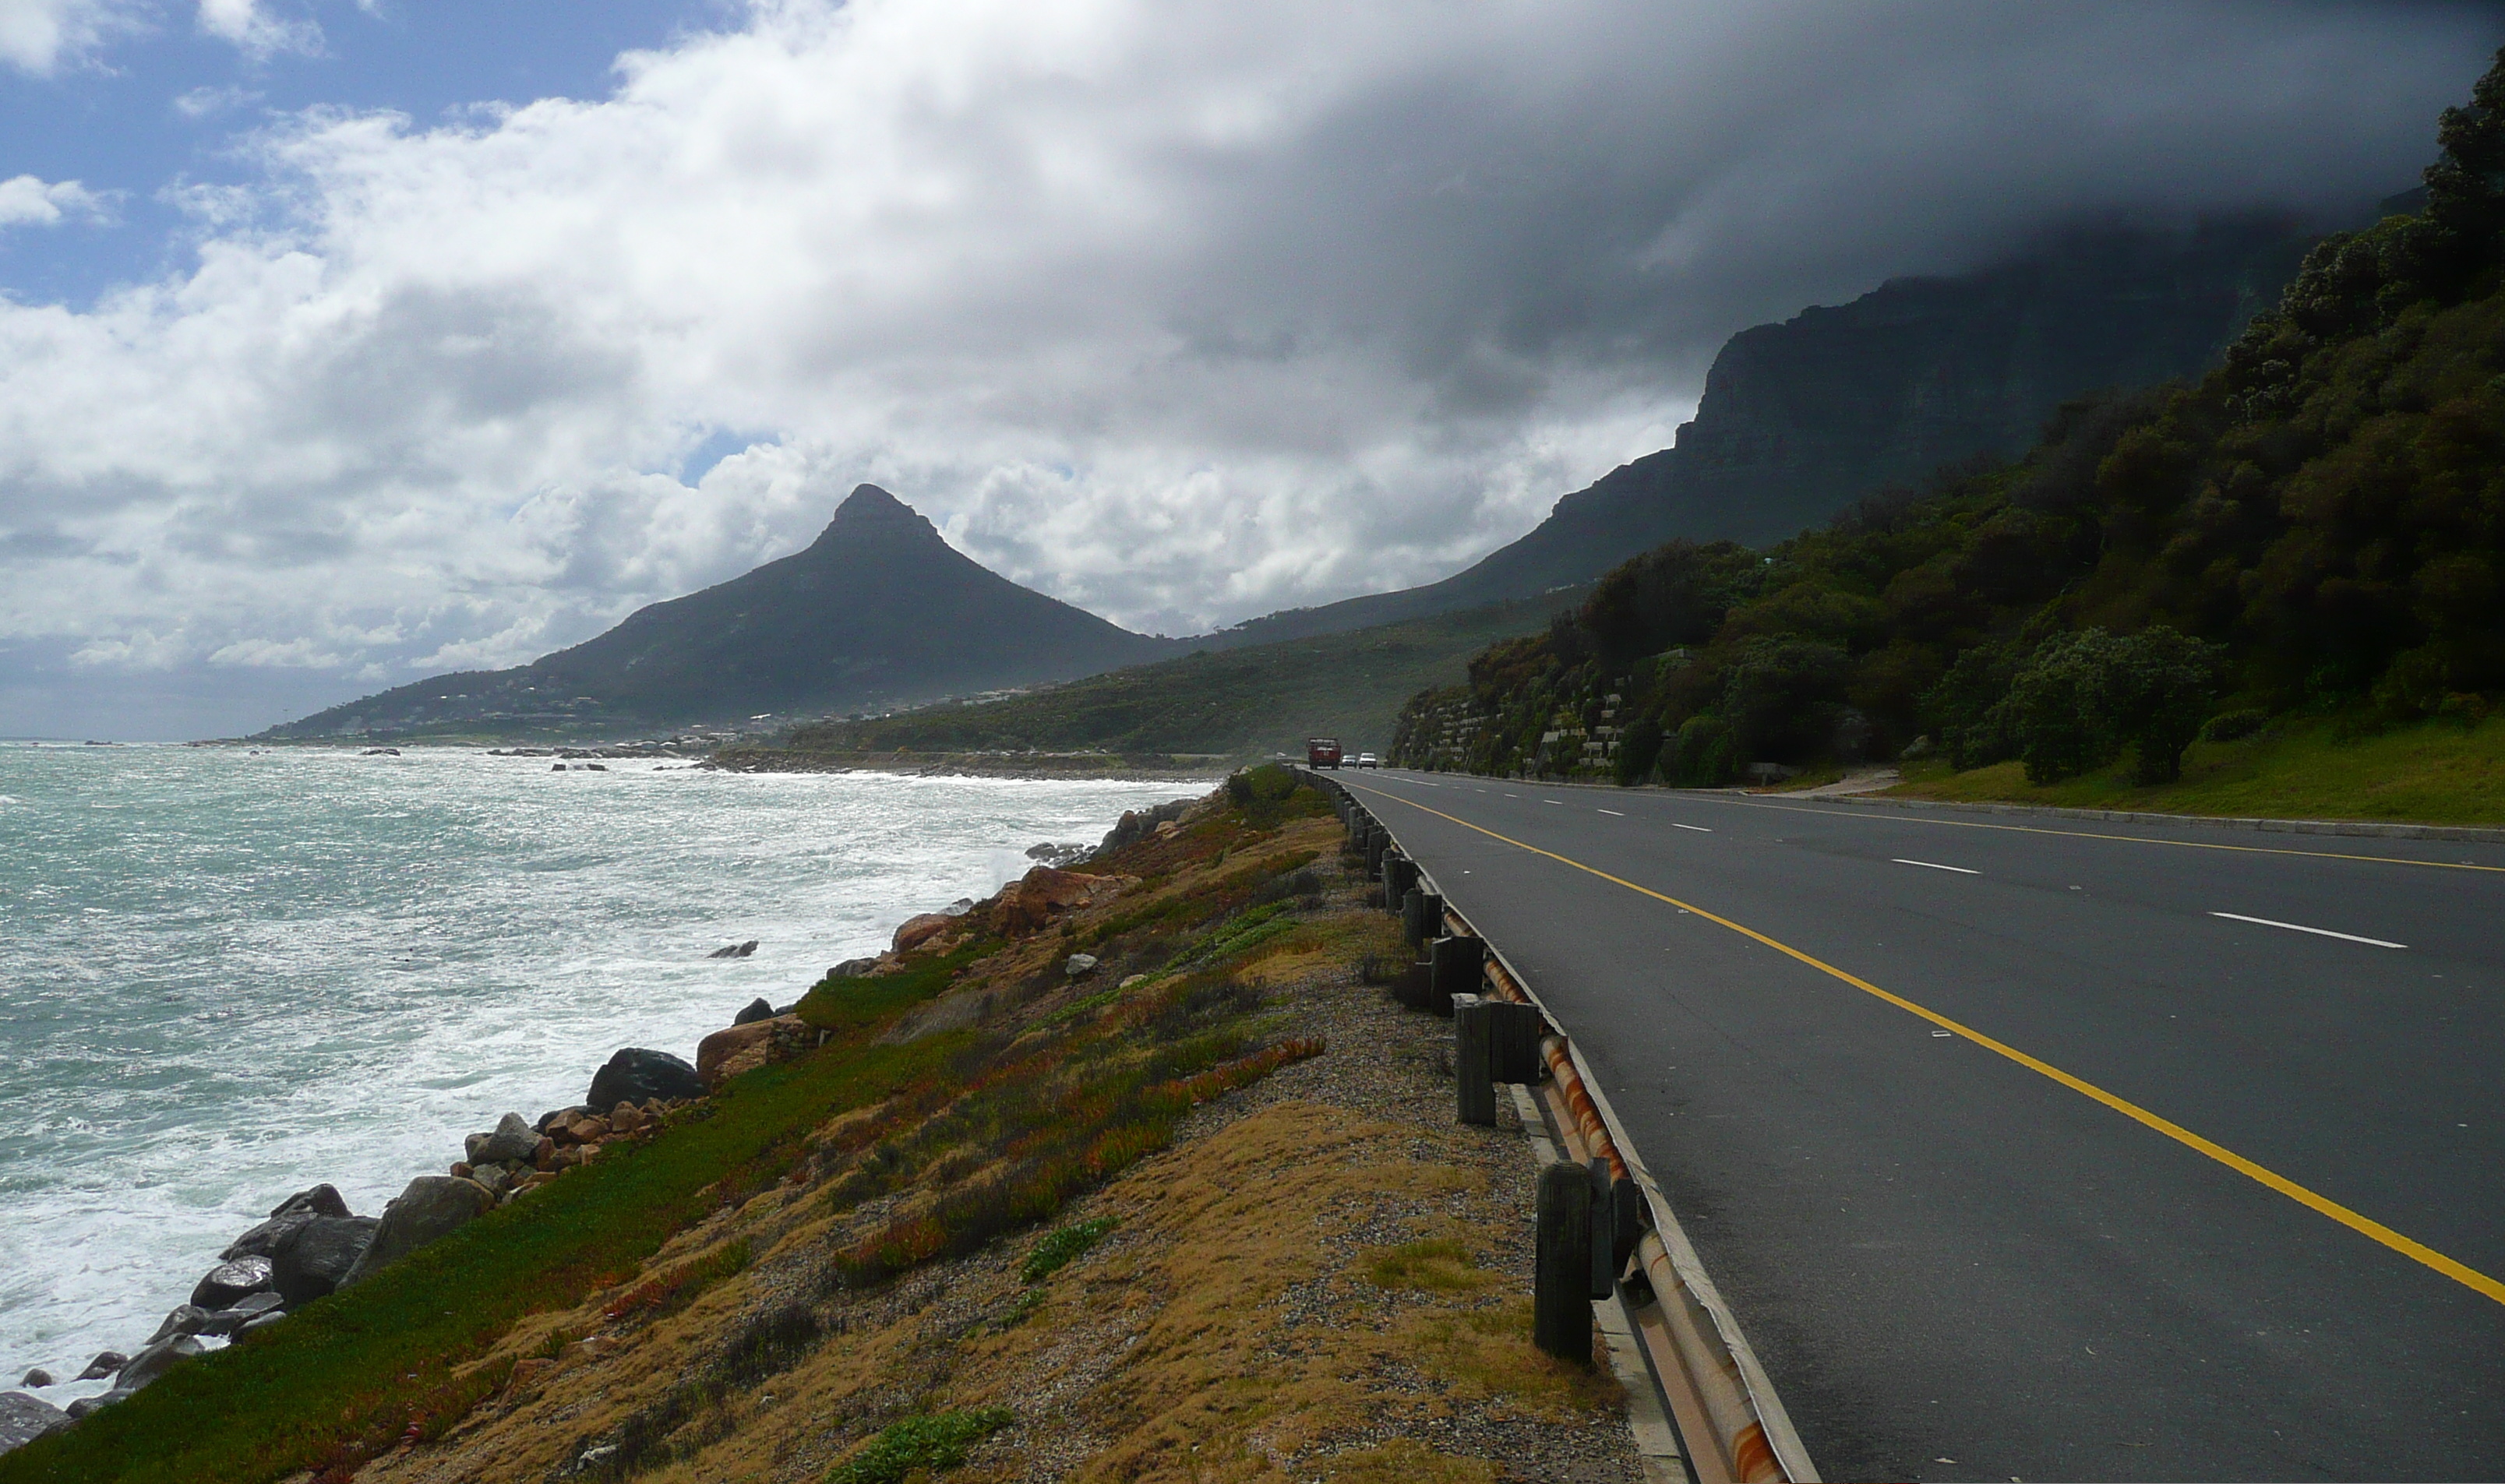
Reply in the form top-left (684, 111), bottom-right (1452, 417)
top-left (891, 914), bottom-right (956, 953)
top-left (72, 1352), bottom-right (125, 1384)
top-left (189, 1254), bottom-right (273, 1310)
top-left (993, 867), bottom-right (1109, 933)
top-left (733, 996), bottom-right (777, 1024)
top-left (145, 1306), bottom-right (212, 1346)
top-left (268, 1215), bottom-right (379, 1304)
top-left (609, 1104), bottom-right (649, 1134)
top-left (708, 939), bottom-right (759, 959)
top-left (585, 1049), bottom-right (704, 1109)
top-left (238, 1310), bottom-right (287, 1336)
top-left (696, 1015), bottom-right (814, 1089)
top-left (15, 1371), bottom-right (48, 1390)
top-left (220, 1184), bottom-right (351, 1262)
top-left (196, 1292), bottom-right (284, 1337)
top-left (535, 1105), bottom-right (591, 1135)
top-left (115, 1334), bottom-right (205, 1394)
top-left (1, 1391), bottom-right (69, 1452)
top-left (64, 1393), bottom-right (120, 1420)
top-left (472, 1112), bottom-right (538, 1165)
top-left (1064, 953), bottom-right (1099, 977)
top-left (338, 1176), bottom-right (496, 1289)
top-left (562, 1115), bottom-right (610, 1144)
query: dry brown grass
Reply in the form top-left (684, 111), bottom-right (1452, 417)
top-left (347, 800), bottom-right (1640, 1484)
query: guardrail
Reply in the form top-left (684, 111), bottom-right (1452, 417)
top-left (1303, 767), bottom-right (1818, 1484)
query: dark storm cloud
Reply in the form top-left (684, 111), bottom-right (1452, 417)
top-left (0, 0), bottom-right (2495, 738)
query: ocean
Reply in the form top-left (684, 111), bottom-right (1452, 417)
top-left (0, 743), bottom-right (1198, 1395)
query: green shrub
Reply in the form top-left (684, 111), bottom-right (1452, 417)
top-left (1613, 716), bottom-right (1664, 784)
top-left (825, 1408), bottom-right (1013, 1484)
top-left (1021, 1216), bottom-right (1120, 1283)
top-left (2200, 708), bottom-right (2270, 743)
top-left (2001, 626), bottom-right (2221, 784)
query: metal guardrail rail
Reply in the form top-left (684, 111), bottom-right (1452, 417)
top-left (1307, 767), bottom-right (1818, 1484)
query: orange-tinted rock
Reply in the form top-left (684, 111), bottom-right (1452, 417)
top-left (891, 913), bottom-right (956, 953)
top-left (697, 1014), bottom-right (816, 1089)
top-left (994, 866), bottom-right (1111, 932)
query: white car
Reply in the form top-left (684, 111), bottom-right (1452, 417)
top-left (1356, 753), bottom-right (1380, 768)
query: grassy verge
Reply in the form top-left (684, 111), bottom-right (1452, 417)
top-left (1888, 714), bottom-right (2505, 825)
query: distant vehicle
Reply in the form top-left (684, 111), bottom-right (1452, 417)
top-left (1356, 752), bottom-right (1380, 769)
top-left (1306, 737), bottom-right (1343, 769)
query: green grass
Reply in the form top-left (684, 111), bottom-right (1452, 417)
top-left (775, 594), bottom-right (1575, 760)
top-left (0, 1027), bottom-right (963, 1484)
top-left (1890, 714), bottom-right (2505, 825)
top-left (1019, 1217), bottom-right (1120, 1284)
top-left (824, 1408), bottom-right (1014, 1484)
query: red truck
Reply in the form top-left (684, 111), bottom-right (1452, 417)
top-left (1305, 737), bottom-right (1343, 769)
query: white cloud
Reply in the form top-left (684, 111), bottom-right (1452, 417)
top-left (0, 0), bottom-right (132, 74)
top-left (0, 0), bottom-right (2494, 738)
top-left (0, 174), bottom-right (106, 227)
top-left (195, 0), bottom-right (319, 58)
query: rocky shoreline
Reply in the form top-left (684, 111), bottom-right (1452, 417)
top-left (0, 794), bottom-right (1202, 1460)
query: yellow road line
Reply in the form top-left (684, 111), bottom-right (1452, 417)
top-left (1350, 781), bottom-right (2505, 1309)
top-left (1717, 795), bottom-right (2505, 874)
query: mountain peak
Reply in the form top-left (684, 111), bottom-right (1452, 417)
top-left (813, 483), bottom-right (943, 548)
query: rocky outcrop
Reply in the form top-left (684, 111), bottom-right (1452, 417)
top-left (1095, 800), bottom-right (1191, 855)
top-left (993, 866), bottom-right (1118, 933)
top-left (338, 1177), bottom-right (496, 1289)
top-left (586, 1049), bottom-right (705, 1109)
top-left (466, 1113), bottom-right (540, 1166)
top-left (733, 996), bottom-right (777, 1024)
top-left (188, 1255), bottom-right (273, 1310)
top-left (268, 1215), bottom-right (379, 1305)
top-left (220, 1184), bottom-right (351, 1261)
top-left (891, 913), bottom-right (958, 953)
top-left (696, 1016), bottom-right (819, 1090)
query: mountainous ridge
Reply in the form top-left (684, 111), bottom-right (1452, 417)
top-left (260, 485), bottom-right (1179, 738)
top-left (1211, 214), bottom-right (2322, 649)
top-left (263, 217), bottom-right (2331, 742)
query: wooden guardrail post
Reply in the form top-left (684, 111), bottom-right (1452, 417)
top-left (1586, 1158), bottom-right (1618, 1299)
top-left (1384, 854), bottom-right (1419, 912)
top-left (1364, 826), bottom-right (1389, 879)
top-left (1428, 934), bottom-right (1484, 1017)
top-left (1486, 1000), bottom-right (1545, 1084)
top-left (1535, 1161), bottom-right (1594, 1362)
top-left (1402, 888), bottom-right (1443, 948)
top-left (1452, 994), bottom-right (1496, 1126)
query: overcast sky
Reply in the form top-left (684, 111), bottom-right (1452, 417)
top-left (1, 0), bottom-right (2496, 738)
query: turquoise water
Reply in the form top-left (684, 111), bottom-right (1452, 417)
top-left (0, 744), bottom-right (1192, 1394)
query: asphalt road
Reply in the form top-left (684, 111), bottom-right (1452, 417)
top-left (1342, 770), bottom-right (2505, 1483)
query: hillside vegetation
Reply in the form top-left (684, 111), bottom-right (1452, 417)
top-left (1392, 51), bottom-right (2505, 824)
top-left (773, 592), bottom-right (1575, 762)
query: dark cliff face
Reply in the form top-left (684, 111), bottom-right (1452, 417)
top-left (1213, 214), bottom-right (2319, 648)
top-left (263, 485), bottom-right (1174, 737)
top-left (1652, 217), bottom-right (2314, 545)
